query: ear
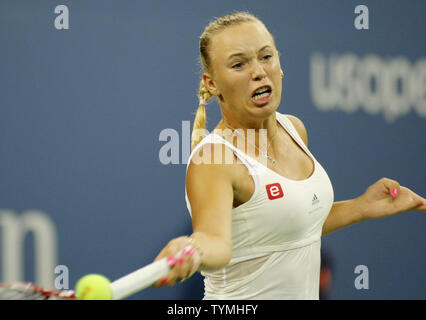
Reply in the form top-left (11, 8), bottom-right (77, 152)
top-left (203, 73), bottom-right (220, 96)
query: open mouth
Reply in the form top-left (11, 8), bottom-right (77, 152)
top-left (252, 85), bottom-right (272, 100)
top-left (251, 85), bottom-right (272, 105)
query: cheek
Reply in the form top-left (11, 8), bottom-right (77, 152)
top-left (275, 78), bottom-right (283, 103)
top-left (268, 62), bottom-right (283, 87)
top-left (219, 73), bottom-right (249, 97)
top-left (268, 59), bottom-right (281, 76)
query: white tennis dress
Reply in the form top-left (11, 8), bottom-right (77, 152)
top-left (184, 112), bottom-right (334, 300)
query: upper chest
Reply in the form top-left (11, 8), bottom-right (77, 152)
top-left (233, 131), bottom-right (315, 206)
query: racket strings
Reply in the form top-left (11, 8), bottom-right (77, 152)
top-left (0, 283), bottom-right (76, 300)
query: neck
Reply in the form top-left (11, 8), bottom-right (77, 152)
top-left (217, 113), bottom-right (279, 164)
top-left (219, 113), bottom-right (278, 140)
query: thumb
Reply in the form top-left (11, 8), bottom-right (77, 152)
top-left (415, 200), bottom-right (426, 212)
top-left (402, 186), bottom-right (426, 211)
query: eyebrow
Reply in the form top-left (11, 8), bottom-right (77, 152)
top-left (226, 45), bottom-right (273, 61)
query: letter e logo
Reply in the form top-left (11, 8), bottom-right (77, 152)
top-left (266, 183), bottom-right (284, 200)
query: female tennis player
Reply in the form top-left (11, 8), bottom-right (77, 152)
top-left (153, 12), bottom-right (426, 299)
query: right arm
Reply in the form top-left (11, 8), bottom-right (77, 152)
top-left (187, 154), bottom-right (234, 269)
top-left (153, 143), bottom-right (234, 286)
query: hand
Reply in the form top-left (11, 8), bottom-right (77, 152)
top-left (357, 178), bottom-right (425, 220)
top-left (152, 236), bottom-right (201, 287)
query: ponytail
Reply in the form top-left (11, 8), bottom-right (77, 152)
top-left (191, 79), bottom-right (213, 150)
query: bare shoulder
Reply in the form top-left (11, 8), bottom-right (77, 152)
top-left (186, 142), bottom-right (239, 172)
top-left (284, 114), bottom-right (308, 147)
top-left (186, 142), bottom-right (236, 181)
top-left (186, 142), bottom-right (235, 206)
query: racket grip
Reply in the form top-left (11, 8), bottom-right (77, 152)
top-left (110, 257), bottom-right (170, 300)
top-left (110, 249), bottom-right (188, 300)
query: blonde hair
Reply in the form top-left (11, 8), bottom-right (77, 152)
top-left (191, 11), bottom-right (264, 150)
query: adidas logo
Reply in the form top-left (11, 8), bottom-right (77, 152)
top-left (312, 194), bottom-right (320, 205)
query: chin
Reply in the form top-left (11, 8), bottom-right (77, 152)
top-left (250, 102), bottom-right (278, 118)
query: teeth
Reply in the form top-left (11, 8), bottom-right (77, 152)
top-left (254, 86), bottom-right (269, 94)
top-left (253, 92), bottom-right (270, 100)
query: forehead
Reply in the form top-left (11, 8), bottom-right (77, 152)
top-left (210, 22), bottom-right (275, 61)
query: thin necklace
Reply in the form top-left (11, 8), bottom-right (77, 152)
top-left (221, 120), bottom-right (278, 164)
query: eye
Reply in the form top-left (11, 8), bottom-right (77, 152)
top-left (262, 54), bottom-right (272, 61)
top-left (232, 62), bottom-right (243, 69)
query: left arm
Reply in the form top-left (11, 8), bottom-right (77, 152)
top-left (287, 115), bottom-right (426, 236)
top-left (323, 180), bottom-right (425, 236)
top-left (322, 199), bottom-right (365, 236)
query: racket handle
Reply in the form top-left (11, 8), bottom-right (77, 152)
top-left (110, 258), bottom-right (170, 300)
top-left (110, 249), bottom-right (187, 300)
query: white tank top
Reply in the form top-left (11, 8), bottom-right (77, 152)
top-left (184, 112), bottom-right (334, 299)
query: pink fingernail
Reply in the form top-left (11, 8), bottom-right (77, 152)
top-left (167, 256), bottom-right (176, 267)
top-left (160, 277), bottom-right (168, 285)
top-left (391, 188), bottom-right (398, 198)
top-left (177, 257), bottom-right (183, 265)
top-left (184, 246), bottom-right (195, 255)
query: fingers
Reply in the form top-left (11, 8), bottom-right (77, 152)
top-left (152, 235), bottom-right (203, 288)
top-left (379, 177), bottom-right (401, 198)
top-left (164, 247), bottom-right (198, 286)
top-left (400, 186), bottom-right (426, 211)
top-left (417, 202), bottom-right (426, 212)
top-left (153, 245), bottom-right (200, 288)
top-left (152, 255), bottom-right (177, 288)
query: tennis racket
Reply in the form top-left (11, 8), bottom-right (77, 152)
top-left (0, 282), bottom-right (76, 300)
top-left (0, 255), bottom-right (174, 300)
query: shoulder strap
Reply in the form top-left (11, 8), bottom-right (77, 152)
top-left (186, 133), bottom-right (258, 169)
top-left (275, 112), bottom-right (299, 139)
top-left (275, 112), bottom-right (314, 158)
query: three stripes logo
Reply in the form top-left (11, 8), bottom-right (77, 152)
top-left (312, 194), bottom-right (320, 205)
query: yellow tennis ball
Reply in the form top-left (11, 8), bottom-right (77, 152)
top-left (75, 274), bottom-right (112, 300)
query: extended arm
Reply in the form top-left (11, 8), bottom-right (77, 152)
top-left (153, 143), bottom-right (234, 287)
top-left (322, 199), bottom-right (365, 236)
top-left (286, 115), bottom-right (425, 236)
top-left (185, 150), bottom-right (234, 270)
top-left (323, 178), bottom-right (425, 236)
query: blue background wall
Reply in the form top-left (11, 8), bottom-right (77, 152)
top-left (0, 0), bottom-right (425, 299)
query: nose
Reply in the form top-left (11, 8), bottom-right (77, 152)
top-left (251, 60), bottom-right (267, 80)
